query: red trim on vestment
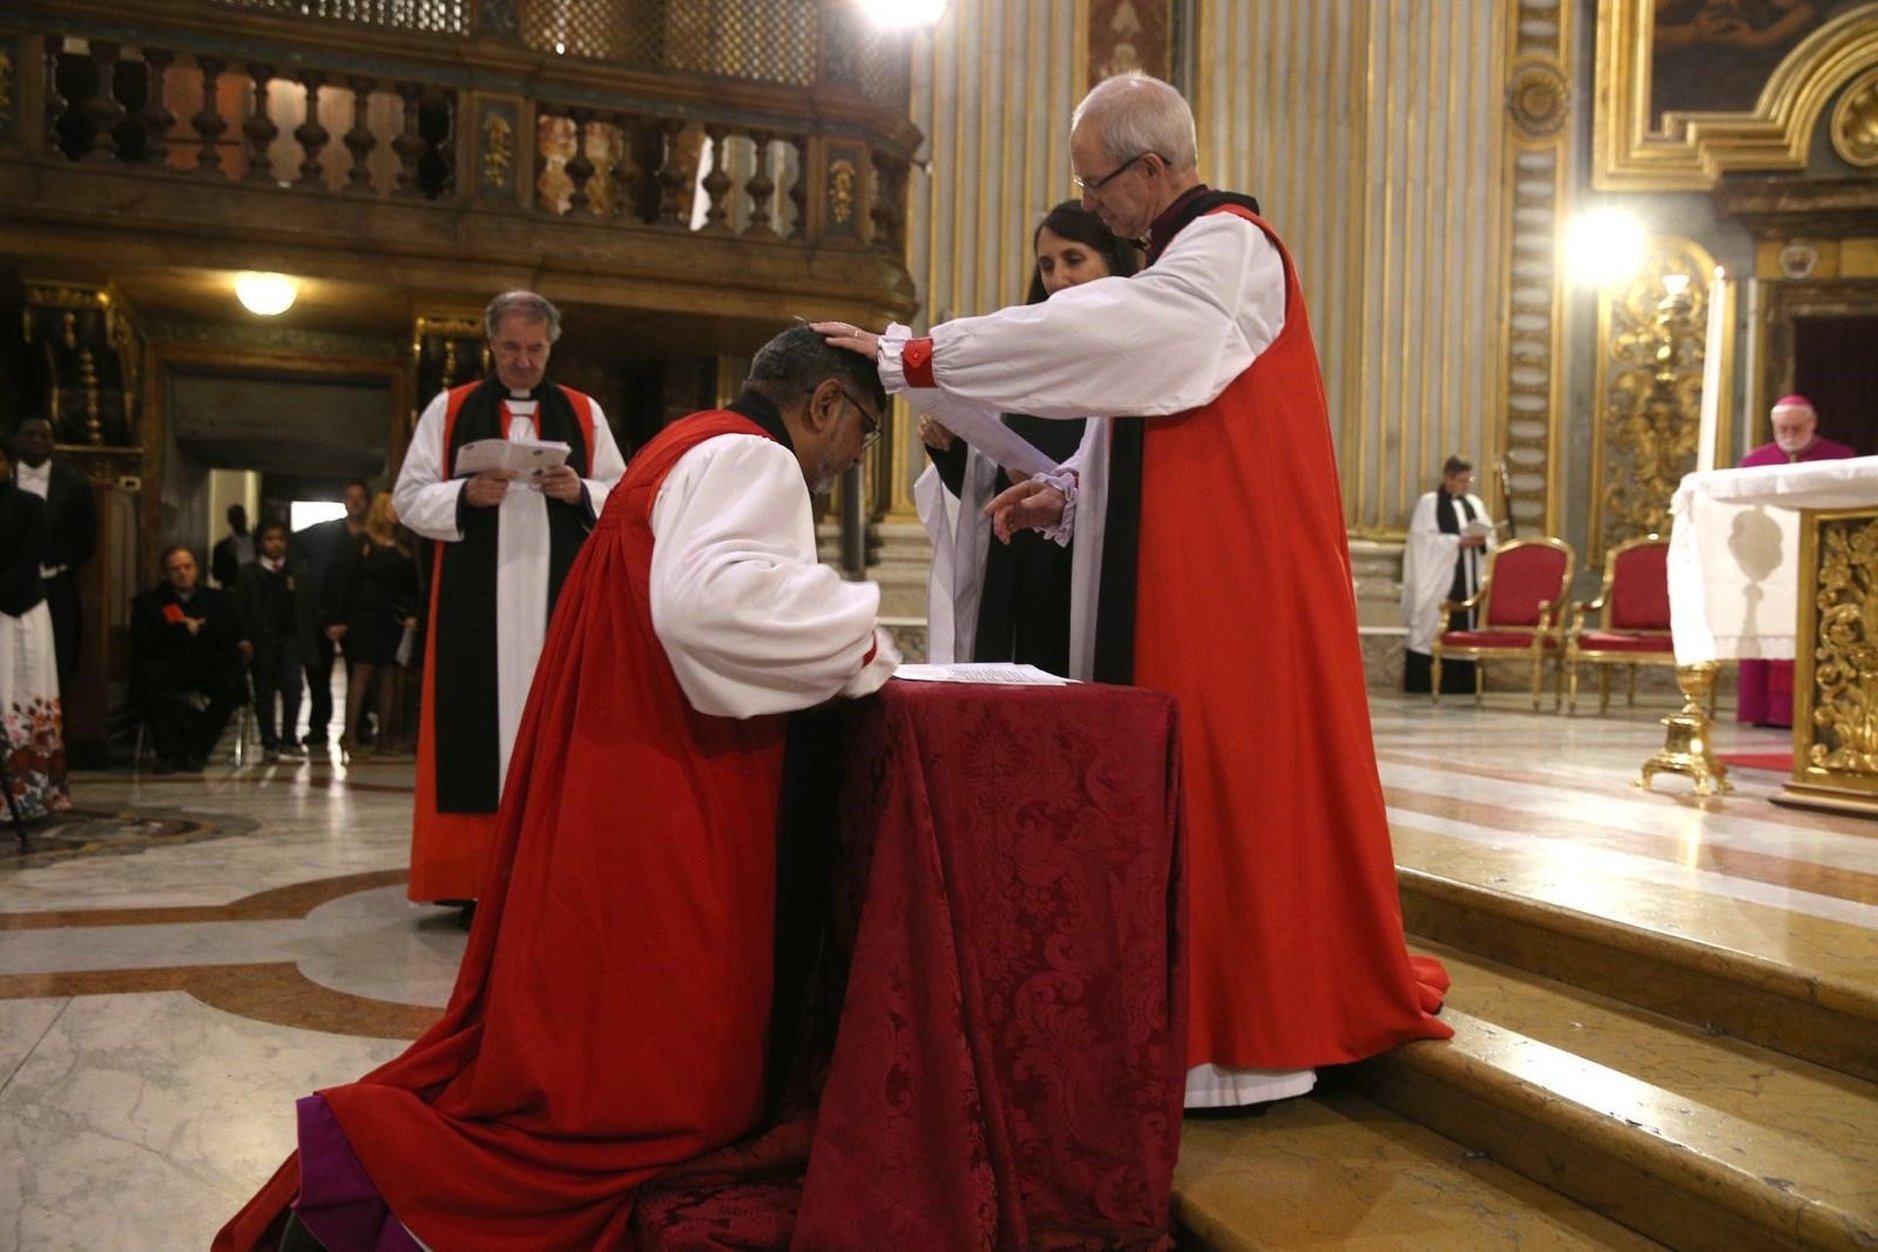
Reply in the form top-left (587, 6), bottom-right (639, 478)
top-left (902, 338), bottom-right (935, 388)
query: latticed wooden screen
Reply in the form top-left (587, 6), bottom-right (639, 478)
top-left (520, 0), bottom-right (817, 85)
top-left (210, 0), bottom-right (472, 36)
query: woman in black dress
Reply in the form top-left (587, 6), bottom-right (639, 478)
top-left (917, 201), bottom-right (1139, 674)
top-left (323, 493), bottom-right (419, 759)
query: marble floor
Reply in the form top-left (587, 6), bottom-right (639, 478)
top-left (2, 689), bottom-right (1873, 1250)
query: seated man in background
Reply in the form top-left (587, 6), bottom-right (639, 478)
top-left (130, 545), bottom-right (251, 773)
top-left (216, 325), bottom-right (898, 1251)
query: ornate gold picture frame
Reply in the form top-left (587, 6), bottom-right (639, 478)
top-left (1593, 0), bottom-right (1878, 190)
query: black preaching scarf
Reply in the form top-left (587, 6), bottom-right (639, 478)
top-left (1436, 487), bottom-right (1480, 627)
top-left (1092, 188), bottom-right (1260, 684)
top-left (432, 374), bottom-right (595, 813)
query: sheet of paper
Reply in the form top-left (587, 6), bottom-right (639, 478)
top-left (926, 408), bottom-right (1061, 480)
top-left (893, 663), bottom-right (1073, 686)
top-left (454, 438), bottom-right (571, 478)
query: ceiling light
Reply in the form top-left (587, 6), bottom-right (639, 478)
top-left (235, 272), bottom-right (298, 317)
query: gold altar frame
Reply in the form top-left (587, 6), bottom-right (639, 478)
top-left (1593, 1), bottom-right (1878, 190)
top-left (1784, 504), bottom-right (1878, 818)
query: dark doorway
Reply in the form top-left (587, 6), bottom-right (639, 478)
top-left (1792, 316), bottom-right (1878, 457)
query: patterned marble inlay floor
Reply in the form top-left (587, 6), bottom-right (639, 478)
top-left (1, 695), bottom-right (1872, 1249)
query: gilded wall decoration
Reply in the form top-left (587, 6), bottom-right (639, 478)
top-left (828, 156), bottom-right (856, 228)
top-left (1831, 65), bottom-right (1878, 166)
top-left (1808, 514), bottom-right (1878, 779)
top-left (477, 98), bottom-right (518, 197)
top-left (1591, 240), bottom-right (1718, 559)
top-left (1508, 62), bottom-right (1570, 138)
top-left (1595, 0), bottom-right (1878, 189)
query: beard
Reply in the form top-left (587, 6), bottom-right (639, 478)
top-left (808, 446), bottom-right (844, 496)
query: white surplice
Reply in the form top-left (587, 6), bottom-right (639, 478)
top-left (394, 390), bottom-right (627, 793)
top-left (649, 433), bottom-right (899, 714)
top-left (1401, 491), bottom-right (1493, 655)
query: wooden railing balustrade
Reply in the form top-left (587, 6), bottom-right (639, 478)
top-left (9, 27), bottom-right (911, 254)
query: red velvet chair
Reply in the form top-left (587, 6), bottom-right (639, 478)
top-left (1431, 537), bottom-right (1576, 709)
top-left (1564, 534), bottom-right (1686, 715)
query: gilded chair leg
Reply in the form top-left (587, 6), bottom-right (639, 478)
top-left (1530, 651), bottom-right (1543, 711)
top-left (1431, 650), bottom-right (1442, 705)
top-left (1599, 666), bottom-right (1611, 715)
top-left (1567, 655), bottom-right (1579, 715)
top-left (1627, 664), bottom-right (1638, 707)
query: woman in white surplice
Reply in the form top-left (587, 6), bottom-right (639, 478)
top-left (914, 202), bottom-right (1138, 675)
top-left (1401, 456), bottom-right (1495, 694)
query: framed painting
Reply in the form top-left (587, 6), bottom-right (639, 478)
top-left (1594, 0), bottom-right (1878, 189)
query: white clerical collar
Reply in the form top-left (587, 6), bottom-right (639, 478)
top-left (15, 460), bottom-right (50, 495)
top-left (263, 556), bottom-right (285, 573)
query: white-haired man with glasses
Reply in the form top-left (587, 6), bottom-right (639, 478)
top-left (819, 70), bottom-right (1451, 1111)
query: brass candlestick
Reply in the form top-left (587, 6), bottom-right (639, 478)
top-left (1636, 662), bottom-right (1732, 796)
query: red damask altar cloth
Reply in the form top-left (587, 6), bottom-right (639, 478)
top-left (629, 680), bottom-right (1188, 1250)
top-left (790, 680), bottom-right (1188, 1250)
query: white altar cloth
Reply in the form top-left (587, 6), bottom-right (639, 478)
top-left (1667, 456), bottom-right (1878, 666)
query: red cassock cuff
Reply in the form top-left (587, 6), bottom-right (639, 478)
top-left (902, 338), bottom-right (936, 389)
top-left (861, 634), bottom-right (879, 667)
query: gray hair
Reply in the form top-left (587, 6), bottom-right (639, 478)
top-left (1072, 72), bottom-right (1198, 172)
top-left (747, 325), bottom-right (887, 413)
top-left (484, 290), bottom-right (562, 342)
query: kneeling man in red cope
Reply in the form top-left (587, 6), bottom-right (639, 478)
top-left (216, 326), bottom-right (898, 1251)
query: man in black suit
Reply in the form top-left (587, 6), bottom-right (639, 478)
top-left (235, 521), bottom-right (318, 761)
top-left (291, 480), bottom-right (370, 747)
top-left (130, 545), bottom-right (252, 773)
top-left (211, 504), bottom-right (255, 589)
top-left (10, 417), bottom-right (98, 689)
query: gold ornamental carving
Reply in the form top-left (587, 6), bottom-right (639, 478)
top-left (1809, 516), bottom-right (1878, 775)
top-left (829, 158), bottom-right (856, 226)
top-left (482, 112), bottom-right (514, 188)
top-left (1592, 241), bottom-right (1716, 559)
top-left (1508, 62), bottom-right (1570, 138)
top-left (1831, 66), bottom-right (1878, 168)
top-left (1594, 0), bottom-right (1878, 189)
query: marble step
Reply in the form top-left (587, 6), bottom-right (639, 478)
top-left (1344, 942), bottom-right (1878, 1252)
top-left (1174, 1087), bottom-right (1663, 1250)
top-left (1399, 866), bottom-right (1878, 1083)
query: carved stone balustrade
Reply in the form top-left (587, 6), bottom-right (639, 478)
top-left (0, 0), bottom-right (920, 329)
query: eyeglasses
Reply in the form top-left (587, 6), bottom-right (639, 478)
top-left (835, 384), bottom-right (884, 450)
top-left (1073, 152), bottom-right (1153, 193)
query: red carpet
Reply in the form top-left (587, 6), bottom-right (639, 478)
top-left (1719, 752), bottom-right (1792, 773)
